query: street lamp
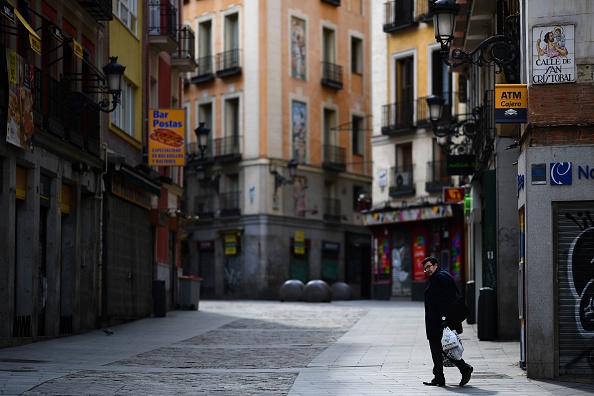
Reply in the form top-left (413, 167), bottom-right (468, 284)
top-left (429, 0), bottom-right (520, 83)
top-left (194, 122), bottom-right (210, 160)
top-left (270, 159), bottom-right (298, 196)
top-left (99, 57), bottom-right (126, 113)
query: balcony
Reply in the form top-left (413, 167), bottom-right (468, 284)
top-left (191, 55), bottom-right (215, 84)
top-left (77, 0), bottom-right (112, 21)
top-left (172, 25), bottom-right (198, 72)
top-left (193, 194), bottom-right (215, 221)
top-left (321, 0), bottom-right (341, 6)
top-left (45, 76), bottom-right (66, 138)
top-left (219, 191), bottom-right (241, 217)
top-left (383, 0), bottom-right (417, 33)
top-left (323, 198), bottom-right (342, 223)
top-left (148, 0), bottom-right (179, 53)
top-left (212, 136), bottom-right (241, 162)
top-left (381, 100), bottom-right (414, 134)
top-left (322, 145), bottom-right (346, 172)
top-left (389, 165), bottom-right (416, 197)
top-left (215, 49), bottom-right (242, 78)
top-left (425, 160), bottom-right (453, 192)
top-left (321, 61), bottom-right (343, 90)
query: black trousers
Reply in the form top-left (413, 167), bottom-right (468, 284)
top-left (428, 337), bottom-right (469, 380)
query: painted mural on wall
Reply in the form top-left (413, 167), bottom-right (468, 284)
top-left (391, 231), bottom-right (411, 297)
top-left (292, 100), bottom-right (307, 163)
top-left (532, 24), bottom-right (575, 84)
top-left (558, 205), bottom-right (594, 375)
top-left (293, 176), bottom-right (307, 217)
top-left (291, 17), bottom-right (306, 80)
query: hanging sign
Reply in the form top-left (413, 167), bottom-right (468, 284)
top-left (5, 48), bottom-right (34, 151)
top-left (294, 230), bottom-right (305, 255)
top-left (495, 84), bottom-right (527, 123)
top-left (225, 233), bottom-right (237, 255)
top-left (148, 108), bottom-right (186, 166)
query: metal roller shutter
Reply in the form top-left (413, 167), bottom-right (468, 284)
top-left (556, 201), bottom-right (594, 376)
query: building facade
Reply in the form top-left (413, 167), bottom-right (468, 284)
top-left (368, 0), bottom-right (468, 301)
top-left (182, 0), bottom-right (373, 299)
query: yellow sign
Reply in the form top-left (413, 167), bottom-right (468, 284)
top-left (443, 187), bottom-right (465, 203)
top-left (225, 233), bottom-right (237, 255)
top-left (148, 108), bottom-right (186, 166)
top-left (71, 39), bottom-right (83, 59)
top-left (494, 84), bottom-right (527, 123)
top-left (294, 230), bottom-right (305, 255)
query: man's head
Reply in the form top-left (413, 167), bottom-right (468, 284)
top-left (422, 256), bottom-right (439, 276)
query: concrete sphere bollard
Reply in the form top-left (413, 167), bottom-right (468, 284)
top-left (279, 280), bottom-right (304, 302)
top-left (303, 280), bottom-right (332, 302)
top-left (331, 282), bottom-right (353, 300)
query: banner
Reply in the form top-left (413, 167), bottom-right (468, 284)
top-left (148, 108), bottom-right (186, 166)
top-left (5, 47), bottom-right (34, 151)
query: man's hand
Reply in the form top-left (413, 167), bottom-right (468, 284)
top-left (441, 316), bottom-right (448, 328)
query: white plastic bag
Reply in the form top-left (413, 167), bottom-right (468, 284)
top-left (441, 327), bottom-right (461, 351)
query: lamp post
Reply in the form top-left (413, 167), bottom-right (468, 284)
top-left (270, 159), bottom-right (299, 196)
top-left (194, 122), bottom-right (210, 160)
top-left (429, 0), bottom-right (520, 83)
top-left (100, 57), bottom-right (126, 113)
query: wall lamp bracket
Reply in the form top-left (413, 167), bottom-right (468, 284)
top-left (430, 0), bottom-right (521, 83)
top-left (270, 159), bottom-right (298, 195)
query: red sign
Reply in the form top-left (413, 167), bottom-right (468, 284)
top-left (443, 187), bottom-right (465, 203)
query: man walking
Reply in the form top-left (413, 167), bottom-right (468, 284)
top-left (422, 256), bottom-right (473, 387)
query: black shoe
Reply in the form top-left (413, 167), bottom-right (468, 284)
top-left (423, 378), bottom-right (445, 386)
top-left (459, 366), bottom-right (473, 386)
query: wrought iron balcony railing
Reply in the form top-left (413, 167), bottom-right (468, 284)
top-left (321, 0), bottom-right (341, 6)
top-left (148, 0), bottom-right (179, 52)
top-left (191, 55), bottom-right (215, 84)
top-left (219, 191), bottom-right (241, 217)
top-left (212, 136), bottom-right (241, 162)
top-left (425, 160), bottom-right (453, 192)
top-left (322, 145), bottom-right (346, 172)
top-left (323, 197), bottom-right (342, 222)
top-left (216, 49), bottom-right (242, 77)
top-left (321, 61), bottom-right (343, 90)
top-left (381, 100), bottom-right (414, 134)
top-left (389, 165), bottom-right (416, 197)
top-left (172, 25), bottom-right (197, 72)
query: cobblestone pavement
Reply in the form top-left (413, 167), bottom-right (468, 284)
top-left (0, 300), bottom-right (593, 395)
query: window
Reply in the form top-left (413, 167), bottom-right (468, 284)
top-left (198, 101), bottom-right (213, 147)
top-left (395, 55), bottom-right (414, 127)
top-left (224, 97), bottom-right (239, 139)
top-left (322, 27), bottom-right (336, 63)
top-left (351, 37), bottom-right (363, 74)
top-left (323, 108), bottom-right (336, 146)
top-left (224, 12), bottom-right (239, 51)
top-left (111, 78), bottom-right (136, 137)
top-left (352, 115), bottom-right (364, 155)
top-left (115, 0), bottom-right (137, 35)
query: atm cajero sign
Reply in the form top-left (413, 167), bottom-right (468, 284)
top-left (495, 84), bottom-right (527, 124)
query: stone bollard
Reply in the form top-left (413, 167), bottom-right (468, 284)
top-left (303, 280), bottom-right (332, 302)
top-left (279, 279), bottom-right (305, 302)
top-left (331, 282), bottom-right (353, 300)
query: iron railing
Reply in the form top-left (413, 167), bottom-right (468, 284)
top-left (192, 55), bottom-right (215, 83)
top-left (212, 136), bottom-right (241, 160)
top-left (322, 145), bottom-right (346, 171)
top-left (216, 49), bottom-right (241, 77)
top-left (323, 197), bottom-right (341, 222)
top-left (425, 160), bottom-right (452, 192)
top-left (148, 0), bottom-right (178, 41)
top-left (193, 194), bottom-right (215, 220)
top-left (381, 100), bottom-right (414, 134)
top-left (321, 0), bottom-right (341, 6)
top-left (219, 191), bottom-right (241, 217)
top-left (389, 164), bottom-right (416, 197)
top-left (321, 61), bottom-right (343, 89)
top-left (383, 0), bottom-right (416, 32)
top-left (173, 25), bottom-right (196, 60)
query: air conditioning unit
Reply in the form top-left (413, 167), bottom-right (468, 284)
top-left (395, 171), bottom-right (411, 187)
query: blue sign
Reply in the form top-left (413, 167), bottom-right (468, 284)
top-left (550, 162), bottom-right (572, 185)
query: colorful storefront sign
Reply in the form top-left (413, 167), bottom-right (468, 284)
top-left (148, 109), bottom-right (186, 166)
top-left (362, 205), bottom-right (453, 225)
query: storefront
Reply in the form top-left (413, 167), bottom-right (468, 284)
top-left (363, 203), bottom-right (465, 300)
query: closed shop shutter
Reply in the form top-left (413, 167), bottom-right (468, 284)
top-left (556, 201), bottom-right (594, 376)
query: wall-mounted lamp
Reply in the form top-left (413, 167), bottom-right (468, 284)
top-left (98, 57), bottom-right (126, 113)
top-left (430, 0), bottom-right (520, 83)
top-left (426, 94), bottom-right (481, 155)
top-left (194, 122), bottom-right (210, 160)
top-left (270, 159), bottom-right (298, 196)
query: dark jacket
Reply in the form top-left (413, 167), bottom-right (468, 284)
top-left (424, 266), bottom-right (462, 339)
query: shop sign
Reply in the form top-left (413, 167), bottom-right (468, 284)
top-left (224, 233), bottom-right (237, 255)
top-left (322, 241), bottom-right (340, 251)
top-left (362, 205), bottom-right (453, 225)
top-left (5, 48), bottom-right (34, 152)
top-left (495, 84), bottom-right (527, 123)
top-left (532, 24), bottom-right (575, 84)
top-left (446, 155), bottom-right (475, 176)
top-left (148, 109), bottom-right (186, 166)
top-left (443, 187), bottom-right (465, 203)
top-left (294, 230), bottom-right (305, 255)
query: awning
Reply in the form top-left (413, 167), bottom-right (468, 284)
top-left (3, 1), bottom-right (41, 54)
top-left (121, 167), bottom-right (161, 196)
